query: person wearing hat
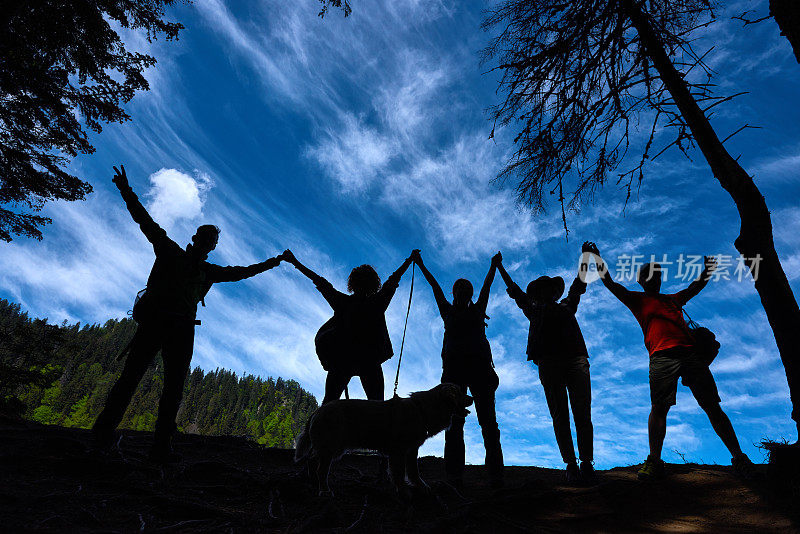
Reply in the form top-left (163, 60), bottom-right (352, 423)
top-left (496, 248), bottom-right (593, 483)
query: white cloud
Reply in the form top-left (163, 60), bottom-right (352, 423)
top-left (0, 195), bottom-right (153, 323)
top-left (305, 115), bottom-right (396, 193)
top-left (375, 51), bottom-right (450, 136)
top-left (145, 168), bottom-right (214, 230)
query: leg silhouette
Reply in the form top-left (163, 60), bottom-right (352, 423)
top-left (701, 402), bottom-right (743, 456)
top-left (93, 326), bottom-right (161, 444)
top-left (540, 363), bottom-right (577, 465)
top-left (566, 357), bottom-right (593, 464)
top-left (151, 321), bottom-right (194, 458)
top-left (472, 382), bottom-right (504, 485)
top-left (322, 370), bottom-right (351, 405)
top-left (444, 383), bottom-right (468, 483)
top-left (359, 365), bottom-right (385, 401)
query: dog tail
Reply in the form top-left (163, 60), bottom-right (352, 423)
top-left (293, 415), bottom-right (313, 463)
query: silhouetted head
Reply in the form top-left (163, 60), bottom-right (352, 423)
top-left (638, 262), bottom-right (662, 294)
top-left (190, 225), bottom-right (220, 256)
top-left (526, 276), bottom-right (565, 302)
top-left (347, 264), bottom-right (381, 296)
top-left (452, 278), bottom-right (474, 306)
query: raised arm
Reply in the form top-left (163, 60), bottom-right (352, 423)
top-left (412, 250), bottom-right (449, 315)
top-left (497, 257), bottom-right (537, 320)
top-left (282, 249), bottom-right (345, 310)
top-left (476, 252), bottom-right (502, 311)
top-left (560, 277), bottom-right (587, 314)
top-left (673, 256), bottom-right (716, 306)
top-left (583, 241), bottom-right (631, 303)
top-left (205, 255), bottom-right (282, 283)
top-left (497, 260), bottom-right (522, 297)
top-left (282, 250), bottom-right (325, 283)
top-left (560, 246), bottom-right (590, 313)
top-left (377, 250), bottom-right (417, 307)
top-left (112, 165), bottom-right (173, 251)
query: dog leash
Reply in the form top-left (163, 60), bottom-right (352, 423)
top-left (392, 263), bottom-right (415, 398)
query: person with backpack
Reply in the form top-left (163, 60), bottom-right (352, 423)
top-left (583, 241), bottom-right (754, 479)
top-left (412, 250), bottom-right (505, 488)
top-left (281, 249), bottom-right (416, 404)
top-left (495, 246), bottom-right (594, 483)
top-left (93, 165), bottom-right (285, 462)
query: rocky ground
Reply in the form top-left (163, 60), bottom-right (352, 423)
top-left (0, 420), bottom-right (797, 533)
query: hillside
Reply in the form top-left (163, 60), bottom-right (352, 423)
top-left (0, 299), bottom-right (317, 447)
top-left (0, 421), bottom-right (797, 533)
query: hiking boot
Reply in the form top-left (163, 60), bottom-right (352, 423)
top-left (637, 456), bottom-right (665, 480)
top-left (580, 461), bottom-right (596, 482)
top-left (566, 462), bottom-right (580, 483)
top-left (731, 454), bottom-right (756, 480)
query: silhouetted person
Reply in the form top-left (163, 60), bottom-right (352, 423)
top-left (413, 250), bottom-right (504, 488)
top-left (282, 249), bottom-right (415, 404)
top-left (496, 248), bottom-right (593, 483)
top-left (585, 241), bottom-right (754, 479)
top-left (92, 165), bottom-right (284, 462)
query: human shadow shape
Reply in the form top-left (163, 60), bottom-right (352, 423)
top-left (294, 383), bottom-right (472, 498)
top-left (412, 250), bottom-right (505, 488)
top-left (496, 246), bottom-right (594, 484)
top-left (584, 241), bottom-right (754, 479)
top-left (92, 165), bottom-right (284, 462)
top-left (281, 249), bottom-right (415, 404)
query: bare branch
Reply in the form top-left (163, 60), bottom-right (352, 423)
top-left (482, 0), bottom-right (743, 229)
top-left (732, 10), bottom-right (772, 26)
top-left (721, 124), bottom-right (763, 144)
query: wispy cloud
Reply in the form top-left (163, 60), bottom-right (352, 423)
top-left (305, 115), bottom-right (397, 193)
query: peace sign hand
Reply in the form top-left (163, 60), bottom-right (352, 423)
top-left (112, 165), bottom-right (129, 189)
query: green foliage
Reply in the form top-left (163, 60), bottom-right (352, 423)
top-left (0, 0), bottom-right (186, 241)
top-left (31, 383), bottom-right (64, 424)
top-left (0, 298), bottom-right (318, 447)
top-left (64, 394), bottom-right (94, 429)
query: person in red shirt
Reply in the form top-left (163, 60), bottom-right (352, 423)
top-left (584, 242), bottom-right (753, 480)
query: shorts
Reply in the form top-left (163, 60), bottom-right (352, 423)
top-left (649, 346), bottom-right (721, 408)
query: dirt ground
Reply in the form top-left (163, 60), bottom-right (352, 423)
top-left (0, 420), bottom-right (797, 533)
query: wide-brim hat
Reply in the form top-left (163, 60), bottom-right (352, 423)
top-left (526, 275), bottom-right (565, 301)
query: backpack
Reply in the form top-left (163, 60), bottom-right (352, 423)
top-left (315, 315), bottom-right (348, 372)
top-left (131, 288), bottom-right (157, 324)
top-left (681, 308), bottom-right (721, 366)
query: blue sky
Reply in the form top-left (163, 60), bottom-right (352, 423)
top-left (2, 0), bottom-right (799, 468)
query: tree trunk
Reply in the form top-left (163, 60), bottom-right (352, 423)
top-left (771, 0), bottom-right (800, 64)
top-left (626, 0), bottom-right (800, 437)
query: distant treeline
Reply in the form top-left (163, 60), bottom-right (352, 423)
top-left (0, 299), bottom-right (318, 447)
